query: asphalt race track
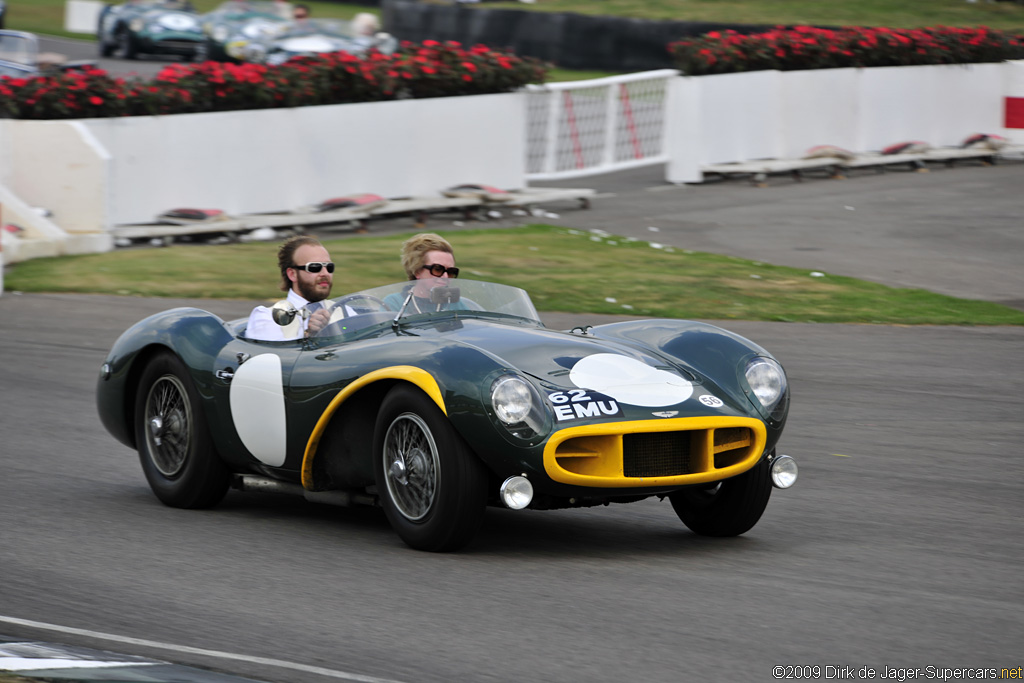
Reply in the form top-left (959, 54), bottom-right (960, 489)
top-left (40, 34), bottom-right (182, 80)
top-left (2, 76), bottom-right (1024, 681)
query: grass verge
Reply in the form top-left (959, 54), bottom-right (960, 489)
top-left (5, 225), bottom-right (1023, 325)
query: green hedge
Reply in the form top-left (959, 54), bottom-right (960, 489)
top-left (670, 25), bottom-right (1024, 75)
top-left (0, 41), bottom-right (549, 120)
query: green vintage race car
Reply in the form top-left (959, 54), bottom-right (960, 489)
top-left (97, 0), bottom-right (204, 60)
top-left (97, 279), bottom-right (797, 551)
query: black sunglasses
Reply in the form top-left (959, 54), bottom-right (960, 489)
top-left (422, 264), bottom-right (459, 278)
top-left (293, 261), bottom-right (335, 274)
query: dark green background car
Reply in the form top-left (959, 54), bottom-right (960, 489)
top-left (98, 0), bottom-right (204, 60)
top-left (97, 279), bottom-right (797, 551)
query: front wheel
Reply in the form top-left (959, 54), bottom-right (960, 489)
top-left (134, 351), bottom-right (229, 508)
top-left (669, 454), bottom-right (773, 536)
top-left (373, 385), bottom-right (488, 551)
top-left (115, 28), bottom-right (137, 59)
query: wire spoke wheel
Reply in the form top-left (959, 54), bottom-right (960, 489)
top-left (144, 374), bottom-right (192, 478)
top-left (383, 413), bottom-right (440, 521)
top-left (373, 385), bottom-right (488, 551)
top-left (134, 352), bottom-right (229, 509)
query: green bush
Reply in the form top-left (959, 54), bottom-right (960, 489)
top-left (0, 41), bottom-right (549, 119)
top-left (669, 25), bottom-right (1024, 75)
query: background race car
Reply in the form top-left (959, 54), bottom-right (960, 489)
top-left (0, 29), bottom-right (95, 77)
top-left (198, 0), bottom-right (289, 62)
top-left (241, 17), bottom-right (398, 65)
top-left (98, 0), bottom-right (204, 61)
top-left (97, 279), bottom-right (797, 552)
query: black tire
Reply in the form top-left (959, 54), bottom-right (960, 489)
top-left (134, 351), bottom-right (229, 509)
top-left (115, 27), bottom-right (137, 60)
top-left (669, 454), bottom-right (773, 537)
top-left (373, 385), bottom-right (488, 551)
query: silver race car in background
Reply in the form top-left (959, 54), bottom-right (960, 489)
top-left (1, 29), bottom-right (94, 77)
top-left (241, 17), bottom-right (397, 65)
top-left (198, 0), bottom-right (288, 62)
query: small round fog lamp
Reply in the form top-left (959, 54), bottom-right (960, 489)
top-left (770, 454), bottom-right (798, 489)
top-left (500, 476), bottom-right (534, 510)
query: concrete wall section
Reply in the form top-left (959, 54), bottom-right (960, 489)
top-left (0, 120), bottom-right (110, 236)
top-left (666, 63), bottom-right (1019, 183)
top-left (857, 63), bottom-right (1004, 151)
top-left (698, 70), bottom-right (783, 164)
top-left (778, 68), bottom-right (861, 158)
top-left (79, 93), bottom-right (525, 226)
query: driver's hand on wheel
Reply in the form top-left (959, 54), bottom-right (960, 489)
top-left (306, 308), bottom-right (331, 336)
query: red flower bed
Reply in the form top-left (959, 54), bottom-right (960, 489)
top-left (669, 25), bottom-right (1024, 75)
top-left (0, 41), bottom-right (548, 120)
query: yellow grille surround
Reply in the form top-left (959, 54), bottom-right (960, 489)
top-left (542, 416), bottom-right (767, 488)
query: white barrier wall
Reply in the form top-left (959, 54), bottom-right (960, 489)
top-left (0, 63), bottom-right (1019, 259)
top-left (2, 92), bottom-right (525, 230)
top-left (667, 63), bottom-right (1014, 183)
top-left (0, 119), bottom-right (111, 254)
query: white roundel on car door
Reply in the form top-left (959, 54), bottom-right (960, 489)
top-left (569, 353), bottom-right (693, 407)
top-left (229, 353), bottom-right (287, 467)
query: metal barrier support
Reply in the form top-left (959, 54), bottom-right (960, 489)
top-left (526, 69), bottom-right (678, 181)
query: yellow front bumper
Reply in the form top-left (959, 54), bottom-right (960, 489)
top-left (542, 416), bottom-right (767, 488)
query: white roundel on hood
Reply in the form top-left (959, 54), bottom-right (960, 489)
top-left (569, 353), bottom-right (693, 407)
top-left (229, 353), bottom-right (287, 466)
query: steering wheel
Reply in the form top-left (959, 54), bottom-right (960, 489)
top-left (329, 294), bottom-right (387, 318)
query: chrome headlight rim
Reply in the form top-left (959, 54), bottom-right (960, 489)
top-left (488, 373), bottom-right (548, 441)
top-left (499, 475), bottom-right (534, 510)
top-left (769, 453), bottom-right (798, 489)
top-left (744, 356), bottom-right (787, 416)
top-left (491, 375), bottom-right (534, 425)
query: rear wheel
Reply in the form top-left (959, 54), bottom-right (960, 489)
top-left (373, 385), bottom-right (487, 551)
top-left (669, 455), bottom-right (773, 536)
top-left (135, 351), bottom-right (229, 508)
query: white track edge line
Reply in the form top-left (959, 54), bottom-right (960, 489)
top-left (0, 615), bottom-right (403, 683)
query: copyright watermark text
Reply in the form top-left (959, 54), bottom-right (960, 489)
top-left (771, 666), bottom-right (1023, 681)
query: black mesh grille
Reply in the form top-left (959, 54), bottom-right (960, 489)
top-left (714, 427), bottom-right (750, 450)
top-left (623, 432), bottom-right (690, 477)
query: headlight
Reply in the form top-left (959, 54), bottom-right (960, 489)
top-left (490, 374), bottom-right (546, 439)
top-left (744, 356), bottom-right (787, 415)
top-left (770, 454), bottom-right (798, 489)
top-left (129, 18), bottom-right (144, 31)
top-left (500, 476), bottom-right (534, 510)
top-left (492, 376), bottom-right (532, 424)
top-left (212, 25), bottom-right (228, 42)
